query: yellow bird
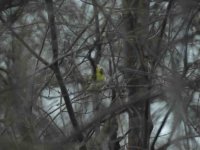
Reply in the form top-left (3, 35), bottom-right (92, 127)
top-left (96, 65), bottom-right (106, 81)
top-left (87, 65), bottom-right (106, 91)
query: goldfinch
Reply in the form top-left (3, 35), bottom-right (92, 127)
top-left (87, 65), bottom-right (106, 91)
top-left (96, 65), bottom-right (106, 81)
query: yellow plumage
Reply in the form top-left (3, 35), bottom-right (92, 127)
top-left (86, 65), bottom-right (106, 91)
top-left (96, 65), bottom-right (105, 81)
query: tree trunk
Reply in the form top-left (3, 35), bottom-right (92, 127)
top-left (122, 0), bottom-right (153, 149)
